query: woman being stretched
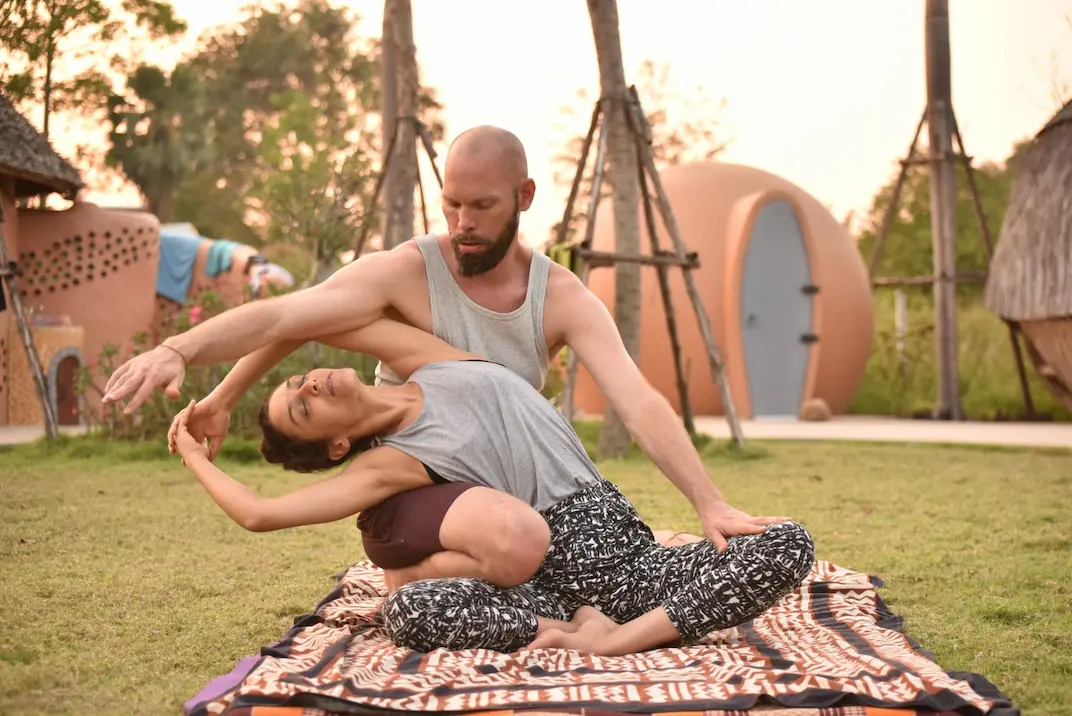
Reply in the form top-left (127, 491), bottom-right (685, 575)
top-left (171, 317), bottom-right (815, 656)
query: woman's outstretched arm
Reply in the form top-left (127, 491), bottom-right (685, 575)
top-left (172, 402), bottom-right (429, 531)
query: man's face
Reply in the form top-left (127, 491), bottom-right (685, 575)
top-left (450, 192), bottom-right (519, 277)
top-left (442, 156), bottom-right (531, 277)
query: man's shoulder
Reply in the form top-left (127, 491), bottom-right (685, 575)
top-left (545, 260), bottom-right (592, 304)
top-left (542, 260), bottom-right (603, 338)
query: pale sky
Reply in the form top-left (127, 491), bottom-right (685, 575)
top-left (81, 0), bottom-right (1072, 246)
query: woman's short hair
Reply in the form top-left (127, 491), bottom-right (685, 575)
top-left (257, 398), bottom-right (372, 472)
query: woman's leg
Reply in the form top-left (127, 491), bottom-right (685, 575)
top-left (381, 577), bottom-right (574, 653)
top-left (360, 483), bottom-right (550, 591)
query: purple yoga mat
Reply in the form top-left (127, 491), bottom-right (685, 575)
top-left (183, 655), bottom-right (261, 714)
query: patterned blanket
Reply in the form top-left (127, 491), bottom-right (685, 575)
top-left (185, 560), bottom-right (1018, 716)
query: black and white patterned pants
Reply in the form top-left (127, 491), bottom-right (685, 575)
top-left (381, 479), bottom-right (815, 653)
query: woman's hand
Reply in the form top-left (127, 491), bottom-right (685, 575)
top-left (168, 394), bottom-right (233, 461)
top-left (173, 400), bottom-right (210, 466)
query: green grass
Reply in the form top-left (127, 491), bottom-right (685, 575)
top-left (1, 435), bottom-right (1070, 715)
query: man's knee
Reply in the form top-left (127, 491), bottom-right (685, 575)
top-left (442, 488), bottom-right (550, 586)
top-left (764, 520), bottom-right (816, 583)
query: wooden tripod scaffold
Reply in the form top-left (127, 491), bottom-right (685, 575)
top-left (0, 200), bottom-right (59, 439)
top-left (866, 105), bottom-right (1036, 418)
top-left (551, 87), bottom-right (746, 448)
top-left (352, 115), bottom-right (444, 255)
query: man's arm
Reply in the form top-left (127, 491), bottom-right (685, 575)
top-left (168, 249), bottom-right (400, 366)
top-left (104, 247), bottom-right (413, 412)
top-left (560, 280), bottom-right (728, 513)
top-left (556, 273), bottom-right (788, 550)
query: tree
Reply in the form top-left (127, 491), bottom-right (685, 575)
top-left (0, 0), bottom-right (185, 139)
top-left (379, 0), bottom-right (420, 250)
top-left (105, 63), bottom-right (212, 222)
top-left (104, 0), bottom-right (446, 279)
top-left (549, 59), bottom-right (731, 244)
top-left (585, 0), bottom-right (643, 459)
top-left (252, 90), bottom-right (379, 285)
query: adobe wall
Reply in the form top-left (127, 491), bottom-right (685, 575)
top-left (6, 324), bottom-right (85, 425)
top-left (15, 202), bottom-right (160, 414)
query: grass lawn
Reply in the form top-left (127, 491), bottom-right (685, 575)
top-left (1, 434), bottom-right (1070, 716)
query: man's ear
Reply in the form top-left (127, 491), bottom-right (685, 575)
top-left (328, 437), bottom-right (352, 460)
top-left (518, 177), bottom-right (536, 211)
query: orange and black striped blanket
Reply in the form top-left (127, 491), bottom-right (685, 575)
top-left (185, 560), bottom-right (1017, 716)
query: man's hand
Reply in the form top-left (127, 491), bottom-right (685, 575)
top-left (168, 395), bottom-right (233, 462)
top-left (172, 400), bottom-right (210, 466)
top-left (699, 502), bottom-right (791, 552)
top-left (103, 345), bottom-right (186, 414)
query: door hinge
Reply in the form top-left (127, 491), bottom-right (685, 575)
top-left (802, 284), bottom-right (819, 295)
top-left (800, 333), bottom-right (819, 344)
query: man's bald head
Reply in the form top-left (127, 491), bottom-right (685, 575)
top-left (440, 125), bottom-right (536, 277)
top-left (446, 125), bottom-right (528, 184)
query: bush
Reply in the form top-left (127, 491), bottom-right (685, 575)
top-left (848, 290), bottom-right (1071, 421)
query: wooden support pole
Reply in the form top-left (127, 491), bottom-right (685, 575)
top-left (868, 108), bottom-right (926, 276)
top-left (925, 0), bottom-right (962, 420)
top-left (573, 247), bottom-right (698, 269)
top-left (949, 111), bottom-right (1036, 416)
top-left (562, 114), bottom-right (610, 423)
top-left (353, 116), bottom-right (442, 256)
top-left (900, 152), bottom-right (972, 167)
top-left (415, 119), bottom-right (444, 190)
top-left (0, 204), bottom-right (58, 440)
top-left (554, 92), bottom-right (744, 448)
top-left (872, 271), bottom-right (987, 287)
top-left (415, 151), bottom-right (430, 236)
top-left (354, 121), bottom-right (400, 254)
top-left (553, 104), bottom-right (601, 252)
top-left (624, 90), bottom-right (746, 448)
top-left (636, 140), bottom-right (695, 435)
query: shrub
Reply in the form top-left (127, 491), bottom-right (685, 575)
top-left (848, 290), bottom-right (1071, 421)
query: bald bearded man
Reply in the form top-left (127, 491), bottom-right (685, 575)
top-left (105, 125), bottom-right (790, 591)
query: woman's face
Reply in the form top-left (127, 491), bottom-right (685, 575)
top-left (266, 367), bottom-right (364, 442)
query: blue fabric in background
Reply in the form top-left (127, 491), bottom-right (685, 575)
top-left (205, 239), bottom-right (242, 277)
top-left (157, 232), bottom-right (204, 303)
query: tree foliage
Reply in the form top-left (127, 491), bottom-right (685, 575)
top-left (0, 0), bottom-right (186, 138)
top-left (103, 0), bottom-right (446, 279)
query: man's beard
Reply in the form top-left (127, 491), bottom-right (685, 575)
top-left (452, 210), bottom-right (520, 277)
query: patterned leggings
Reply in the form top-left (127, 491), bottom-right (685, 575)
top-left (381, 479), bottom-right (815, 653)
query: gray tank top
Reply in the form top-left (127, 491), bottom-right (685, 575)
top-left (375, 235), bottom-right (552, 390)
top-left (377, 360), bottom-right (601, 512)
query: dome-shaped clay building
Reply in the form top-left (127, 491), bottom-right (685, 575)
top-left (572, 161), bottom-right (875, 419)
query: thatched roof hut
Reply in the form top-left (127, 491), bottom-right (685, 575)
top-left (0, 94), bottom-right (83, 198)
top-left (985, 99), bottom-right (1072, 411)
